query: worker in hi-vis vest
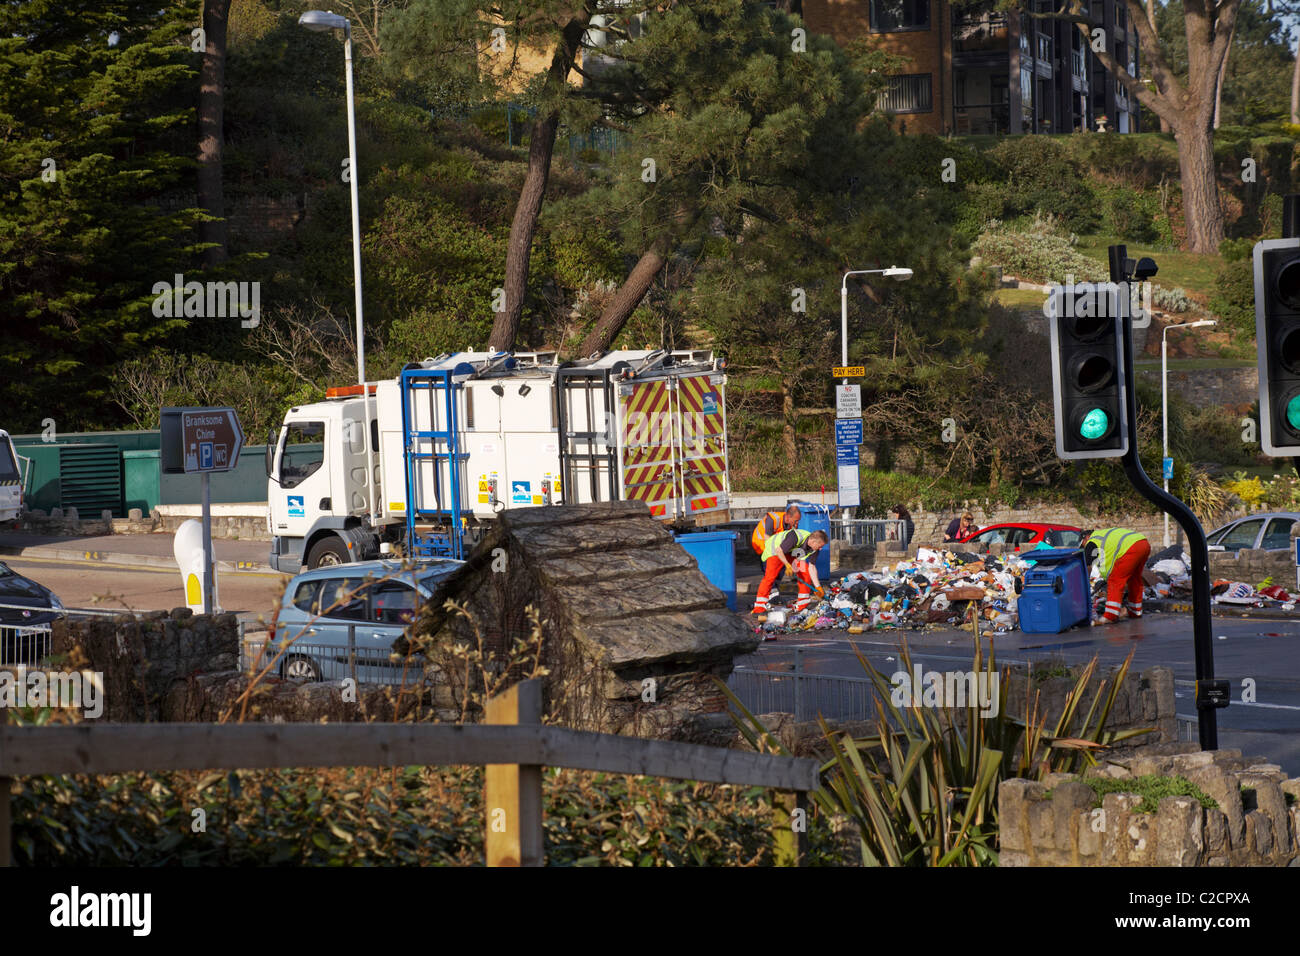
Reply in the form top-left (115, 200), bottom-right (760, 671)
top-left (750, 504), bottom-right (801, 558)
top-left (753, 527), bottom-right (828, 616)
top-left (1082, 527), bottom-right (1151, 623)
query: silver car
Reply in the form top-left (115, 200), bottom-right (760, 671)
top-left (271, 558), bottom-right (463, 682)
top-left (1205, 512), bottom-right (1300, 553)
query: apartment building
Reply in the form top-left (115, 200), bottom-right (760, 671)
top-left (800, 0), bottom-right (1143, 135)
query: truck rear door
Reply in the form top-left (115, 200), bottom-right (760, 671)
top-left (673, 370), bottom-right (730, 520)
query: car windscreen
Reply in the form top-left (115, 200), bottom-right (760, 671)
top-left (0, 440), bottom-right (18, 482)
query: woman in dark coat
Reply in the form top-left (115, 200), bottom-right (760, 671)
top-left (891, 504), bottom-right (914, 549)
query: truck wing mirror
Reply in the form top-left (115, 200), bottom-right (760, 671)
top-left (266, 427), bottom-right (279, 484)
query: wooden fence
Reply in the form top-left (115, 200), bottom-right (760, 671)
top-left (0, 681), bottom-right (821, 867)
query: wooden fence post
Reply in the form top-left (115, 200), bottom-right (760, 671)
top-left (484, 680), bottom-right (544, 867)
top-left (0, 777), bottom-right (12, 867)
top-left (772, 790), bottom-right (808, 867)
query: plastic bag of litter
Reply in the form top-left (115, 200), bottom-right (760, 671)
top-left (916, 547), bottom-right (943, 565)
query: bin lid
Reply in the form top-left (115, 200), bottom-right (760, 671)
top-left (1020, 547), bottom-right (1084, 565)
top-left (673, 531), bottom-right (738, 543)
top-left (786, 500), bottom-right (831, 514)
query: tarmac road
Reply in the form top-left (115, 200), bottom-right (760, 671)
top-left (745, 613), bottom-right (1300, 774)
top-left (1, 556), bottom-right (288, 620)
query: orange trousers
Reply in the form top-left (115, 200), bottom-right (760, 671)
top-left (752, 558), bottom-right (815, 614)
top-left (1101, 540), bottom-right (1151, 622)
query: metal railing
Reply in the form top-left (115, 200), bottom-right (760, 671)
top-left (828, 518), bottom-right (908, 549)
top-left (0, 624), bottom-right (52, 668)
top-left (240, 624), bottom-right (428, 688)
top-left (728, 646), bottom-right (1047, 724)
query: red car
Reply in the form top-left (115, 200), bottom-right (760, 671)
top-left (959, 522), bottom-right (1084, 551)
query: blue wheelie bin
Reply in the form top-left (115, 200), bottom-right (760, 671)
top-left (674, 531), bottom-right (739, 610)
top-left (1017, 547), bottom-right (1091, 633)
top-left (787, 500), bottom-right (832, 584)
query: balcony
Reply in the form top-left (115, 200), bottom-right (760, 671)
top-left (952, 103), bottom-right (1011, 135)
top-left (953, 12), bottom-right (1009, 54)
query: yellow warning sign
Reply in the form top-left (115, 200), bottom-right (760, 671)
top-left (833, 366), bottom-right (865, 378)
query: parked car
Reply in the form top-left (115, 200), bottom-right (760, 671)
top-left (269, 558), bottom-right (463, 682)
top-left (1205, 512), bottom-right (1300, 553)
top-left (0, 561), bottom-right (64, 664)
top-left (959, 522), bottom-right (1085, 551)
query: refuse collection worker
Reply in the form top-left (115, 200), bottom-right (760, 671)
top-left (752, 528), bottom-right (829, 615)
top-left (945, 512), bottom-right (975, 542)
top-left (751, 504), bottom-right (802, 559)
top-left (1082, 527), bottom-right (1151, 623)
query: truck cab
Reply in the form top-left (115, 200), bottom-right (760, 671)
top-left (0, 431), bottom-right (24, 522)
top-left (267, 393), bottom-right (379, 572)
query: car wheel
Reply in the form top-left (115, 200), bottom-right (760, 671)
top-left (307, 537), bottom-right (350, 569)
top-left (282, 654), bottom-right (321, 682)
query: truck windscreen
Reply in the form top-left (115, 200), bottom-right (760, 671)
top-left (0, 441), bottom-right (18, 482)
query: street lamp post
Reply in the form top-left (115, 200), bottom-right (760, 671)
top-left (299, 10), bottom-right (376, 528)
top-left (1162, 319), bottom-right (1217, 546)
top-left (839, 267), bottom-right (913, 384)
top-left (299, 10), bottom-right (365, 384)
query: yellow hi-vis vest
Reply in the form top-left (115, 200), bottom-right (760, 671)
top-left (1091, 527), bottom-right (1147, 578)
top-left (761, 527), bottom-right (814, 563)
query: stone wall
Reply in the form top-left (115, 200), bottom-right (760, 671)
top-left (18, 506), bottom-right (269, 541)
top-left (52, 609), bottom-right (239, 722)
top-left (1209, 547), bottom-right (1298, 585)
top-left (1135, 365), bottom-right (1258, 412)
top-left (999, 743), bottom-right (1300, 866)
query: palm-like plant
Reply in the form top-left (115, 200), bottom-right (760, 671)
top-left (722, 641), bottom-right (1152, 865)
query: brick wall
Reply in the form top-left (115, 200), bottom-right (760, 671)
top-left (802, 0), bottom-right (950, 135)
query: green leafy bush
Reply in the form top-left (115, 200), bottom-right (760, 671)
top-left (1106, 188), bottom-right (1160, 244)
top-left (972, 218), bottom-right (1108, 286)
top-left (1210, 257), bottom-right (1256, 337)
top-left (1152, 286), bottom-right (1191, 312)
top-left (10, 764), bottom-right (841, 866)
top-left (987, 136), bottom-right (1101, 234)
top-left (1219, 237), bottom-right (1254, 263)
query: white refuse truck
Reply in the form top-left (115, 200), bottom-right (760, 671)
top-left (0, 431), bottom-right (24, 522)
top-left (265, 349), bottom-right (730, 571)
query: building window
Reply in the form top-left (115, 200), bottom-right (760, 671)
top-left (880, 74), bottom-right (933, 113)
top-left (871, 0), bottom-right (930, 33)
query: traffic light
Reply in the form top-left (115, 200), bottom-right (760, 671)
top-left (1048, 284), bottom-right (1129, 459)
top-left (1254, 236), bottom-right (1300, 455)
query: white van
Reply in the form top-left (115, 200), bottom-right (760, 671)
top-left (0, 431), bottom-right (23, 521)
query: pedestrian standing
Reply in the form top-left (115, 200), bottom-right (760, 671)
top-left (945, 511), bottom-right (975, 542)
top-left (891, 504), bottom-right (914, 549)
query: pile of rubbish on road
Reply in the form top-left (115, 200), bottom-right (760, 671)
top-left (756, 546), bottom-right (1039, 637)
top-left (1143, 546), bottom-right (1297, 610)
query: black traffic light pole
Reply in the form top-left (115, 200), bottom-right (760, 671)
top-left (1108, 244), bottom-right (1221, 750)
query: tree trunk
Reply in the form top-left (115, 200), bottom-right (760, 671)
top-left (198, 0), bottom-right (230, 267)
top-left (781, 376), bottom-right (796, 471)
top-left (1292, 42), bottom-right (1300, 125)
top-left (1175, 125), bottom-right (1226, 254)
top-left (487, 14), bottom-right (591, 352)
top-left (1213, 19), bottom-right (1236, 130)
top-left (577, 245), bottom-right (668, 357)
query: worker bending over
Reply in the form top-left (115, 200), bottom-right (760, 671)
top-left (753, 528), bottom-right (829, 615)
top-left (1083, 527), bottom-right (1151, 623)
top-left (751, 504), bottom-right (801, 559)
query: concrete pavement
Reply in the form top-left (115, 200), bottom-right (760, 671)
top-left (0, 531), bottom-right (273, 573)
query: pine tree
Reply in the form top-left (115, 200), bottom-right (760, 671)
top-left (0, 0), bottom-right (204, 430)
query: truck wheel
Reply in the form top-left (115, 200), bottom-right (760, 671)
top-left (307, 537), bottom-right (350, 569)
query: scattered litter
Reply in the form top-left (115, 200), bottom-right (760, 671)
top-left (755, 547), bottom-right (1033, 635)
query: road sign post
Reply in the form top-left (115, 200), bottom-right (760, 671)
top-left (833, 387), bottom-right (863, 511)
top-left (160, 407), bottom-right (245, 617)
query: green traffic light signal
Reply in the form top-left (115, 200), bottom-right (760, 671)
top-left (1079, 407), bottom-right (1111, 440)
top-left (1287, 394), bottom-right (1300, 431)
